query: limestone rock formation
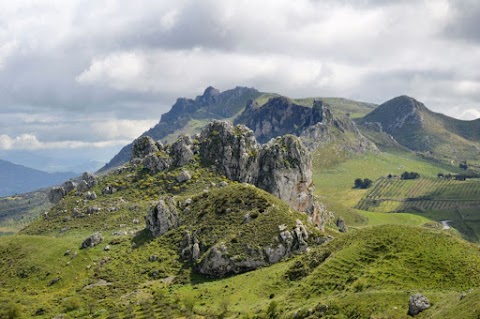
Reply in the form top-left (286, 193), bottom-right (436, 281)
top-left (132, 136), bottom-right (161, 159)
top-left (199, 121), bottom-right (314, 213)
top-left (134, 120), bottom-right (314, 213)
top-left (145, 197), bottom-right (180, 237)
top-left (407, 293), bottom-right (430, 316)
top-left (48, 187), bottom-right (66, 204)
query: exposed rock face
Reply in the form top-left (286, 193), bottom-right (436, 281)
top-left (199, 121), bottom-right (314, 213)
top-left (134, 120), bottom-right (314, 213)
top-left (77, 180), bottom-right (89, 192)
top-left (408, 293), bottom-right (430, 316)
top-left (145, 197), bottom-right (180, 237)
top-left (235, 97), bottom-right (376, 154)
top-left (235, 97), bottom-right (325, 143)
top-left (81, 232), bottom-right (104, 249)
top-left (132, 136), bottom-right (161, 159)
top-left (196, 219), bottom-right (311, 277)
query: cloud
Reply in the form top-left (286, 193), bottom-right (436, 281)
top-left (0, 134), bottom-right (130, 151)
top-left (0, 0), bottom-right (479, 169)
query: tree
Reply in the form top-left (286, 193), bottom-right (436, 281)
top-left (363, 178), bottom-right (373, 189)
top-left (354, 178), bottom-right (363, 188)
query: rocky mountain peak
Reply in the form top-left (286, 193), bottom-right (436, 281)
top-left (195, 86), bottom-right (221, 106)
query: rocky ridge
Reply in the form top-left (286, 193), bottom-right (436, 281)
top-left (134, 120), bottom-right (315, 214)
top-left (99, 86), bottom-right (261, 172)
top-left (133, 120), bottom-right (325, 276)
top-left (235, 97), bottom-right (376, 153)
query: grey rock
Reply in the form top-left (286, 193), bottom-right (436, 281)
top-left (76, 180), bottom-right (89, 192)
top-left (336, 217), bottom-right (347, 233)
top-left (81, 172), bottom-right (97, 188)
top-left (171, 135), bottom-right (194, 166)
top-left (149, 255), bottom-right (159, 262)
top-left (62, 181), bottom-right (76, 194)
top-left (102, 185), bottom-right (117, 195)
top-left (176, 170), bottom-right (192, 183)
top-left (80, 232), bottom-right (104, 249)
top-left (145, 197), bottom-right (180, 237)
top-left (408, 293), bottom-right (430, 316)
top-left (63, 250), bottom-right (71, 256)
top-left (48, 187), bottom-right (66, 204)
top-left (198, 120), bottom-right (314, 213)
top-left (192, 243), bottom-right (200, 261)
top-left (132, 136), bottom-right (160, 159)
top-left (85, 191), bottom-right (97, 200)
top-left (48, 277), bottom-right (61, 286)
top-left (144, 154), bottom-right (171, 172)
top-left (104, 245), bottom-right (110, 251)
top-left (219, 181), bottom-right (228, 187)
top-left (86, 206), bottom-right (101, 214)
top-left (133, 218), bottom-right (139, 224)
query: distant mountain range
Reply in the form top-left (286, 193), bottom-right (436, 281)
top-left (360, 95), bottom-right (480, 160)
top-left (0, 159), bottom-right (76, 197)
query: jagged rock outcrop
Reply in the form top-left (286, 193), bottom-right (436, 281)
top-left (133, 120), bottom-right (314, 213)
top-left (48, 172), bottom-right (97, 203)
top-left (195, 219), bottom-right (312, 277)
top-left (199, 121), bottom-right (314, 212)
top-left (145, 197), bottom-right (180, 237)
top-left (132, 136), bottom-right (161, 159)
top-left (407, 293), bottom-right (430, 316)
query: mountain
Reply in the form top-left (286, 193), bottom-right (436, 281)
top-left (99, 86), bottom-right (262, 172)
top-left (0, 159), bottom-right (76, 197)
top-left (360, 95), bottom-right (480, 160)
top-left (235, 96), bottom-right (377, 153)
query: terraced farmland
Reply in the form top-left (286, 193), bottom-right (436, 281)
top-left (356, 177), bottom-right (480, 241)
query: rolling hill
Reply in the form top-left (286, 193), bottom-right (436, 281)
top-left (0, 159), bottom-right (75, 197)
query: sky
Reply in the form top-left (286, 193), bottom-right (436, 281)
top-left (0, 0), bottom-right (479, 172)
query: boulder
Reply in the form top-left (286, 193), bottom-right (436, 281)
top-left (85, 191), bottom-right (97, 200)
top-left (408, 293), bottom-right (430, 316)
top-left (80, 232), bottom-right (104, 249)
top-left (176, 170), bottom-right (192, 183)
top-left (48, 187), bottom-right (66, 204)
top-left (76, 180), bottom-right (89, 192)
top-left (337, 217), bottom-right (347, 233)
top-left (62, 181), bottom-right (77, 194)
top-left (81, 172), bottom-right (97, 188)
top-left (145, 197), bottom-right (180, 237)
top-left (102, 185), bottom-right (117, 195)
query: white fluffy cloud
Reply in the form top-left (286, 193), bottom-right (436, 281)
top-left (0, 134), bottom-right (130, 151)
top-left (0, 0), bottom-right (479, 169)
